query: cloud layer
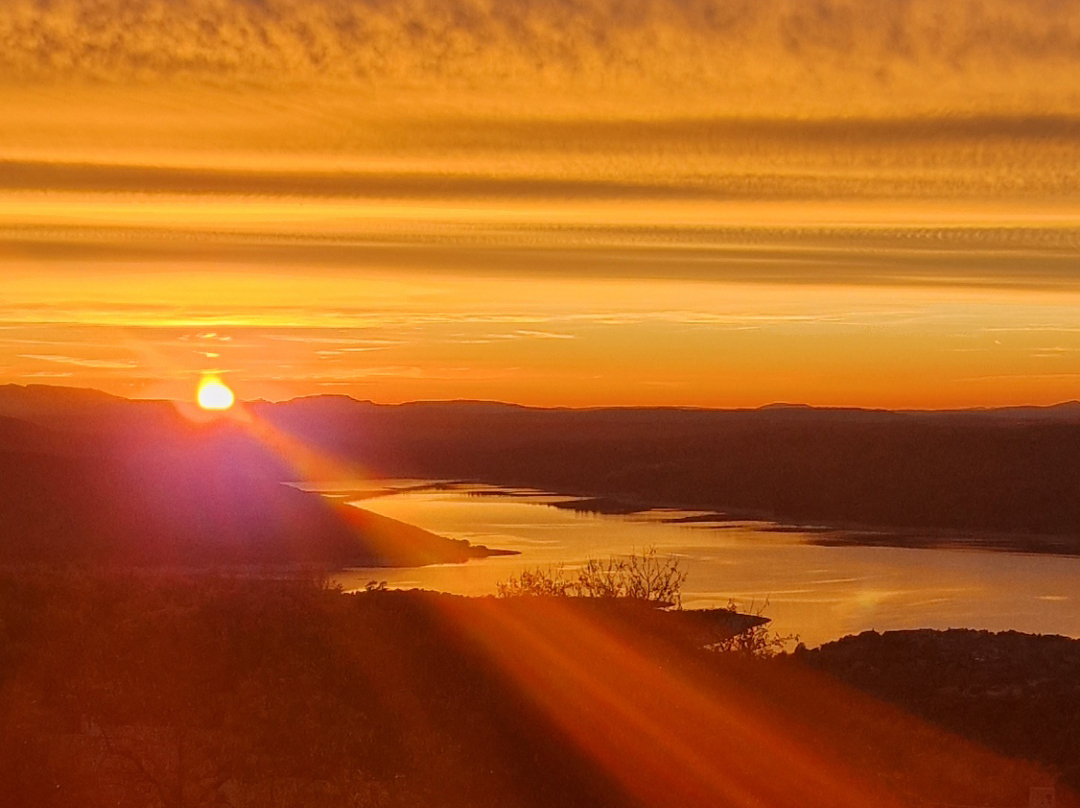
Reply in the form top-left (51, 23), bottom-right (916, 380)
top-left (3, 0), bottom-right (1080, 114)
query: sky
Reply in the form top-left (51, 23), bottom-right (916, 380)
top-left (3, 0), bottom-right (1080, 408)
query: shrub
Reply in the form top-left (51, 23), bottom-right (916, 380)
top-left (708, 599), bottom-right (798, 658)
top-left (497, 548), bottom-right (686, 607)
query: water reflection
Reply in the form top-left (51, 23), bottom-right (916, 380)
top-left (329, 483), bottom-right (1080, 647)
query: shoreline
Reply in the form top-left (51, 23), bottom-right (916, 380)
top-left (545, 493), bottom-right (1080, 558)
top-left (362, 480), bottom-right (1080, 559)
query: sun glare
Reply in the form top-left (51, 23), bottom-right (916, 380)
top-left (197, 377), bottom-right (235, 411)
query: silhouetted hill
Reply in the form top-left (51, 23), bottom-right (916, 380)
top-left (929, 401), bottom-right (1080, 422)
top-left (804, 629), bottom-right (1080, 788)
top-left (0, 416), bottom-right (71, 456)
top-left (3, 385), bottom-right (1080, 551)
top-left (252, 394), bottom-right (1080, 544)
top-left (0, 390), bottom-right (509, 568)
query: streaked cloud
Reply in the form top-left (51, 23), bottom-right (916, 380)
top-left (19, 354), bottom-right (138, 369)
top-left (4, 0), bottom-right (1080, 118)
top-left (513, 331), bottom-right (577, 340)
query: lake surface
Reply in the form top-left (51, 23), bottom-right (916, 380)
top-left (329, 482), bottom-right (1080, 647)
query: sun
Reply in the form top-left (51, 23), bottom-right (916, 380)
top-left (197, 376), bottom-right (235, 411)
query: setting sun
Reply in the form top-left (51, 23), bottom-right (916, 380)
top-left (197, 377), bottom-right (235, 411)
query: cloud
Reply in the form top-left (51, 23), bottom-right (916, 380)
top-left (513, 330), bottom-right (577, 340)
top-left (264, 365), bottom-right (502, 382)
top-left (959, 372), bottom-right (1080, 382)
top-left (447, 329), bottom-right (578, 344)
top-left (19, 354), bottom-right (137, 369)
top-left (265, 335), bottom-right (403, 346)
top-left (1029, 346), bottom-right (1080, 358)
top-left (3, 0), bottom-right (1080, 114)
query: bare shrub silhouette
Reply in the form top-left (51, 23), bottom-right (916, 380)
top-left (497, 548), bottom-right (686, 607)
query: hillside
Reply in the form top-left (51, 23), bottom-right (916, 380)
top-left (4, 385), bottom-right (1080, 553)
top-left (0, 392), bottom-right (508, 568)
top-left (1, 574), bottom-right (1075, 808)
top-left (254, 395), bottom-right (1080, 545)
top-left (804, 629), bottom-right (1080, 789)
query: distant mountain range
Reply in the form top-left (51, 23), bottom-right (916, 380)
top-left (2, 384), bottom-right (1080, 563)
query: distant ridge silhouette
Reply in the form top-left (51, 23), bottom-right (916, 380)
top-left (3, 385), bottom-right (1080, 553)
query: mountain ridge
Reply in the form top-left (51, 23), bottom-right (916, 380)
top-left (3, 384), bottom-right (1080, 547)
top-left (6, 382), bottom-right (1080, 419)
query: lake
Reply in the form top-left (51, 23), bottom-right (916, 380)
top-left (329, 482), bottom-right (1080, 647)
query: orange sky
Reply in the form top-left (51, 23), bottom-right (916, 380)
top-left (2, 0), bottom-right (1080, 408)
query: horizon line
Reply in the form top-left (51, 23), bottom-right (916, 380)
top-left (3, 382), bottom-right (1080, 416)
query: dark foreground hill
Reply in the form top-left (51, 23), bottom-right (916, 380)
top-left (804, 629), bottom-right (1080, 790)
top-left (0, 573), bottom-right (1075, 808)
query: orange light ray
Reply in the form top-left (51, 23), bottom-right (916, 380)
top-left (432, 595), bottom-right (1070, 808)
